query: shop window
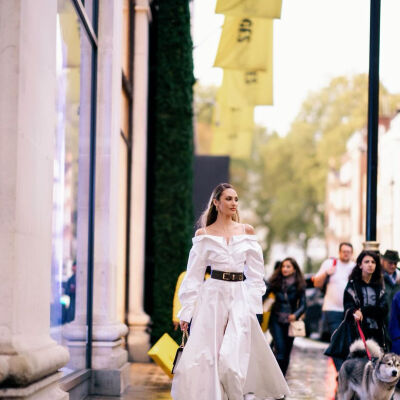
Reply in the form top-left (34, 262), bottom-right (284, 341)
top-left (51, 0), bottom-right (97, 374)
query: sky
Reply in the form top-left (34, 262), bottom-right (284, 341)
top-left (192, 0), bottom-right (400, 136)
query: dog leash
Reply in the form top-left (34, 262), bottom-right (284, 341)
top-left (356, 320), bottom-right (372, 361)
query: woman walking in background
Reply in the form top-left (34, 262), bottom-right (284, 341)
top-left (343, 250), bottom-right (388, 350)
top-left (171, 183), bottom-right (289, 400)
top-left (266, 257), bottom-right (307, 376)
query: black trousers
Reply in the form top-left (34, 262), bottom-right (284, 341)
top-left (269, 315), bottom-right (294, 376)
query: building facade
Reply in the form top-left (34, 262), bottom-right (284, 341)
top-left (325, 116), bottom-right (397, 256)
top-left (325, 129), bottom-right (367, 256)
top-left (377, 113), bottom-right (400, 251)
top-left (0, 0), bottom-right (151, 398)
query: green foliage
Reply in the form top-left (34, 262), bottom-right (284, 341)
top-left (232, 74), bottom-right (400, 260)
top-left (148, 0), bottom-right (194, 344)
top-left (194, 83), bottom-right (218, 124)
top-left (194, 75), bottom-right (400, 263)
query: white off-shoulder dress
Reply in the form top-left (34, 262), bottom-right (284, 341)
top-left (171, 233), bottom-right (290, 400)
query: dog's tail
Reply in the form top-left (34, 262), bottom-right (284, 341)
top-left (348, 339), bottom-right (383, 359)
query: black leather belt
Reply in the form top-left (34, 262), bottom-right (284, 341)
top-left (211, 270), bottom-right (244, 282)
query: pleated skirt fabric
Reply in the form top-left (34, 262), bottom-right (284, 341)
top-left (171, 278), bottom-right (290, 400)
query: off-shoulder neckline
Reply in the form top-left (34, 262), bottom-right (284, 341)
top-left (192, 234), bottom-right (258, 245)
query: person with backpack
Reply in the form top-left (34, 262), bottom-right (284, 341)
top-left (313, 242), bottom-right (355, 372)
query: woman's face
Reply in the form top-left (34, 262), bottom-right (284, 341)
top-left (281, 260), bottom-right (295, 277)
top-left (359, 255), bottom-right (376, 275)
top-left (215, 188), bottom-right (238, 217)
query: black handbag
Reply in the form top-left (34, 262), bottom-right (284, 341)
top-left (172, 330), bottom-right (188, 374)
top-left (324, 309), bottom-right (354, 359)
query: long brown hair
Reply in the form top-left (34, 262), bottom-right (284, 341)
top-left (349, 250), bottom-right (383, 286)
top-left (268, 257), bottom-right (306, 292)
top-left (198, 183), bottom-right (240, 228)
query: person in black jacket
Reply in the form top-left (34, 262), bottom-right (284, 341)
top-left (266, 257), bottom-right (306, 376)
top-left (343, 250), bottom-right (389, 350)
top-left (65, 261), bottom-right (77, 323)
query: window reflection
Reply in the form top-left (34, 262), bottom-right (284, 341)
top-left (51, 1), bottom-right (92, 369)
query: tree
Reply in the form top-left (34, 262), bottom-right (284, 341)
top-left (233, 74), bottom-right (400, 265)
top-left (193, 75), bottom-right (400, 266)
top-left (194, 83), bottom-right (217, 125)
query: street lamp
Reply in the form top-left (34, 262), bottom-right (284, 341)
top-left (364, 0), bottom-right (381, 252)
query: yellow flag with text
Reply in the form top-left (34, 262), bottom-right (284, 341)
top-left (218, 58), bottom-right (273, 107)
top-left (210, 101), bottom-right (254, 159)
top-left (216, 0), bottom-right (282, 19)
top-left (214, 17), bottom-right (273, 71)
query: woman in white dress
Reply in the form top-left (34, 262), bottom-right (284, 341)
top-left (171, 183), bottom-right (290, 400)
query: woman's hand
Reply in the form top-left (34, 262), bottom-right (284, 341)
top-left (180, 320), bottom-right (189, 332)
top-left (288, 314), bottom-right (296, 322)
top-left (353, 310), bottom-right (363, 322)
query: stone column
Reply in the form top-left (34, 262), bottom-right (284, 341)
top-left (0, 1), bottom-right (69, 399)
top-left (63, 0), bottom-right (130, 396)
top-left (127, 0), bottom-right (152, 362)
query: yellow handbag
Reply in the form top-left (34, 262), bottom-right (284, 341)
top-left (261, 292), bottom-right (276, 332)
top-left (148, 333), bottom-right (179, 378)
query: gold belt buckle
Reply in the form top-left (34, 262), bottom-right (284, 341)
top-left (238, 274), bottom-right (243, 281)
top-left (222, 272), bottom-right (230, 281)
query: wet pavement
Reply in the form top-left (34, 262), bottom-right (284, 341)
top-left (87, 337), bottom-right (400, 400)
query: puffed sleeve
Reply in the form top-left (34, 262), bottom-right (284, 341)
top-left (177, 240), bottom-right (206, 323)
top-left (244, 239), bottom-right (266, 314)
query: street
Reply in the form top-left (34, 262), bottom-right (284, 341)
top-left (88, 337), bottom-right (400, 400)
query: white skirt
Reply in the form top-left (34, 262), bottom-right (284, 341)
top-left (171, 279), bottom-right (290, 400)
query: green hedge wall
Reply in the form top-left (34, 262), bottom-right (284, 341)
top-left (148, 0), bottom-right (195, 344)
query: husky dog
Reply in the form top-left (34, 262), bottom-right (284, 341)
top-left (337, 339), bottom-right (400, 400)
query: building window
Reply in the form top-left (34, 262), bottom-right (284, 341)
top-left (51, 0), bottom-right (98, 374)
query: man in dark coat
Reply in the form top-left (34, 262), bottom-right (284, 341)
top-left (389, 291), bottom-right (400, 355)
top-left (65, 262), bottom-right (77, 323)
top-left (382, 250), bottom-right (400, 319)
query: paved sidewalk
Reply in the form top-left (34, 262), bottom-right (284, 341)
top-left (88, 362), bottom-right (171, 400)
top-left (88, 337), bottom-right (400, 400)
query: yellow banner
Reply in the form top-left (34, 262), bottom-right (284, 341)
top-left (214, 17), bottom-right (273, 71)
top-left (210, 101), bottom-right (254, 159)
top-left (219, 59), bottom-right (273, 107)
top-left (216, 0), bottom-right (282, 19)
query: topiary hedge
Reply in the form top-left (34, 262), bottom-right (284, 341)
top-left (146, 0), bottom-right (195, 344)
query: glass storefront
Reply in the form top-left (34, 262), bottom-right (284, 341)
top-left (0, 0), bottom-right (140, 396)
top-left (51, 0), bottom-right (98, 374)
